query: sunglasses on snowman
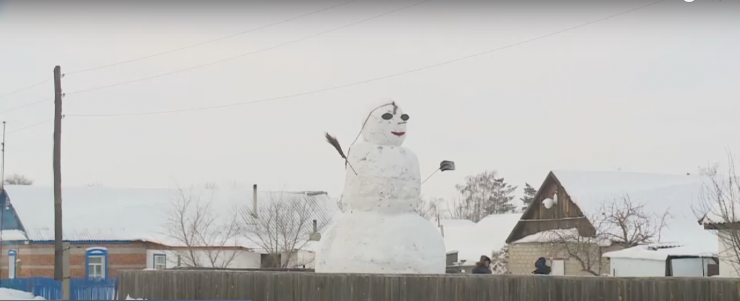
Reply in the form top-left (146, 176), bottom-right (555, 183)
top-left (381, 113), bottom-right (410, 121)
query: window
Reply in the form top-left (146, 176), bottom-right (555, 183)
top-left (261, 254), bottom-right (281, 268)
top-left (86, 248), bottom-right (108, 280)
top-left (88, 256), bottom-right (105, 279)
top-left (8, 249), bottom-right (17, 279)
top-left (153, 254), bottom-right (166, 270)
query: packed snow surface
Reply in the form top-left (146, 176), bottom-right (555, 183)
top-left (0, 288), bottom-right (44, 300)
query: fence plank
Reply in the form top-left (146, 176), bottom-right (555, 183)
top-left (114, 270), bottom-right (740, 301)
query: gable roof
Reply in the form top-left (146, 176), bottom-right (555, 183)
top-left (2, 185), bottom-right (338, 249)
top-left (507, 170), bottom-right (717, 256)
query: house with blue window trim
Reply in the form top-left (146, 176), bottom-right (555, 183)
top-left (0, 184), bottom-right (337, 281)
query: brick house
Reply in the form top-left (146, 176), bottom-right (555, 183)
top-left (0, 185), bottom-right (336, 280)
top-left (505, 170), bottom-right (716, 276)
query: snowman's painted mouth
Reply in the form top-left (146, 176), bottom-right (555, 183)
top-left (391, 131), bottom-right (405, 136)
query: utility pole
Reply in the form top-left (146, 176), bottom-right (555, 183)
top-left (0, 121), bottom-right (5, 288)
top-left (52, 65), bottom-right (69, 299)
top-left (1, 121), bottom-right (5, 192)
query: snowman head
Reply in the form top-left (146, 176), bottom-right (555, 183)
top-left (361, 99), bottom-right (409, 146)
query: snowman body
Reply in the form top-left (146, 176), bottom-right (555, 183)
top-left (315, 101), bottom-right (446, 274)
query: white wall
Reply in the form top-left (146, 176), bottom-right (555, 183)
top-left (286, 250), bottom-right (316, 269)
top-left (718, 230), bottom-right (740, 277)
top-left (144, 249), bottom-right (317, 269)
top-left (146, 249), bottom-right (261, 269)
top-left (609, 258), bottom-right (666, 277)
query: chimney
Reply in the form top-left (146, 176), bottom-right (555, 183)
top-left (252, 184), bottom-right (258, 218)
top-left (309, 219), bottom-right (321, 241)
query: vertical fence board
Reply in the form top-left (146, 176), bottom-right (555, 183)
top-left (108, 270), bottom-right (740, 301)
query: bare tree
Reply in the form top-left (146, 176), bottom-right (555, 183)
top-left (454, 171), bottom-right (518, 221)
top-left (599, 195), bottom-right (671, 246)
top-left (414, 196), bottom-right (444, 220)
top-left (490, 245), bottom-right (509, 274)
top-left (5, 174), bottom-right (33, 185)
top-left (549, 195), bottom-right (670, 276)
top-left (163, 185), bottom-right (240, 268)
top-left (240, 192), bottom-right (330, 268)
top-left (697, 156), bottom-right (740, 275)
top-left (448, 195), bottom-right (474, 221)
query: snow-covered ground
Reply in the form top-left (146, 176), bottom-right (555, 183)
top-left (0, 288), bottom-right (44, 300)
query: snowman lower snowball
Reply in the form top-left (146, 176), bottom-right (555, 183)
top-left (316, 100), bottom-right (446, 274)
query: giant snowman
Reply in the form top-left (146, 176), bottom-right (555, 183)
top-left (316, 100), bottom-right (446, 274)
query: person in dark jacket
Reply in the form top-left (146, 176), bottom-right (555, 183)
top-left (532, 257), bottom-right (551, 275)
top-left (471, 255), bottom-right (492, 274)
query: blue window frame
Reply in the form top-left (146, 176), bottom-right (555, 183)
top-left (85, 248), bottom-right (108, 280)
top-left (153, 254), bottom-right (166, 269)
top-left (8, 249), bottom-right (17, 279)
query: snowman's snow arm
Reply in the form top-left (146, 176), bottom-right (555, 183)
top-left (324, 132), bottom-right (358, 175)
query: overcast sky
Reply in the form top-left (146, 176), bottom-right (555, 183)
top-left (1, 0), bottom-right (739, 203)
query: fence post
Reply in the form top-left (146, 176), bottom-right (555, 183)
top-left (62, 242), bottom-right (70, 300)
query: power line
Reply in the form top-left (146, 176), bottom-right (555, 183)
top-left (65, 0), bottom-right (357, 75)
top-left (6, 120), bottom-right (51, 135)
top-left (67, 0), bottom-right (666, 118)
top-left (0, 1), bottom-right (353, 105)
top-left (65, 0), bottom-right (430, 96)
top-left (0, 99), bottom-right (50, 115)
top-left (0, 79), bottom-right (51, 101)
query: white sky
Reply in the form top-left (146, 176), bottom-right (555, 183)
top-left (1, 0), bottom-right (739, 203)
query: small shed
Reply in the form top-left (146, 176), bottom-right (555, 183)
top-left (435, 213), bottom-right (521, 273)
top-left (604, 244), bottom-right (718, 277)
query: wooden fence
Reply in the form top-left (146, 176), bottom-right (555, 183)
top-left (118, 270), bottom-right (740, 300)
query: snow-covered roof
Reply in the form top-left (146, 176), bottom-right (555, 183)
top-left (3, 185), bottom-right (338, 249)
top-left (430, 219), bottom-right (475, 228)
top-left (511, 228), bottom-right (612, 247)
top-left (551, 170), bottom-right (717, 256)
top-left (603, 243), bottom-right (716, 261)
top-left (702, 211), bottom-right (740, 225)
top-left (439, 213), bottom-right (521, 266)
top-left (0, 230), bottom-right (28, 241)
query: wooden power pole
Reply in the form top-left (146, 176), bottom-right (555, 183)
top-left (1, 121), bottom-right (5, 192)
top-left (52, 65), bottom-right (69, 299)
